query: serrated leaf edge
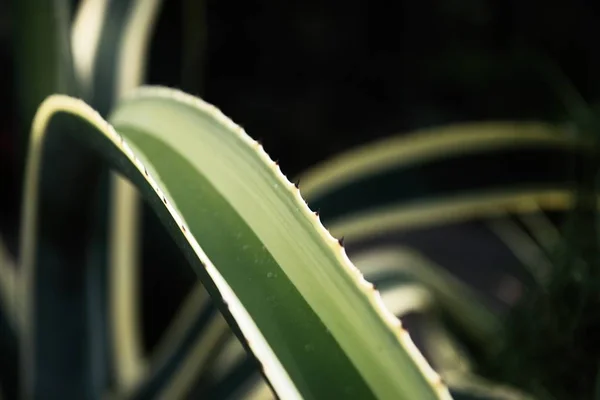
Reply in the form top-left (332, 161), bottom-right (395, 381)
top-left (121, 86), bottom-right (451, 398)
top-left (24, 89), bottom-right (450, 399)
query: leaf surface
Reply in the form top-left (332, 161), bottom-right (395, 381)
top-left (22, 88), bottom-right (450, 399)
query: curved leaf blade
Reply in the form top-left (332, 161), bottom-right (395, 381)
top-left (23, 89), bottom-right (450, 399)
top-left (109, 87), bottom-right (448, 399)
top-left (72, 0), bottom-right (166, 391)
top-left (298, 122), bottom-right (580, 224)
top-left (19, 99), bottom-right (110, 398)
top-left (0, 239), bottom-right (17, 331)
top-left (324, 189), bottom-right (582, 247)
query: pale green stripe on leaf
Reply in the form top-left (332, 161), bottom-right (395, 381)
top-left (299, 122), bottom-right (575, 201)
top-left (325, 189), bottom-right (582, 244)
top-left (72, 0), bottom-right (164, 390)
top-left (71, 0), bottom-right (109, 97)
top-left (0, 239), bottom-right (16, 331)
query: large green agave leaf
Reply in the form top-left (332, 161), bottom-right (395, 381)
top-left (187, 121), bottom-right (591, 399)
top-left (21, 88), bottom-right (450, 399)
top-left (157, 122), bottom-right (587, 397)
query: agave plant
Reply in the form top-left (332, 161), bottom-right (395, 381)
top-left (0, 0), bottom-right (596, 399)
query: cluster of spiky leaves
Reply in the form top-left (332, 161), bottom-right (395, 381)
top-left (479, 123), bottom-right (600, 399)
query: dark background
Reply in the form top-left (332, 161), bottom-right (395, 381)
top-left (152, 0), bottom-right (600, 176)
top-left (1, 0), bottom-right (599, 372)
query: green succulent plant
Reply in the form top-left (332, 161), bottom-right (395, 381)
top-left (0, 0), bottom-right (597, 399)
